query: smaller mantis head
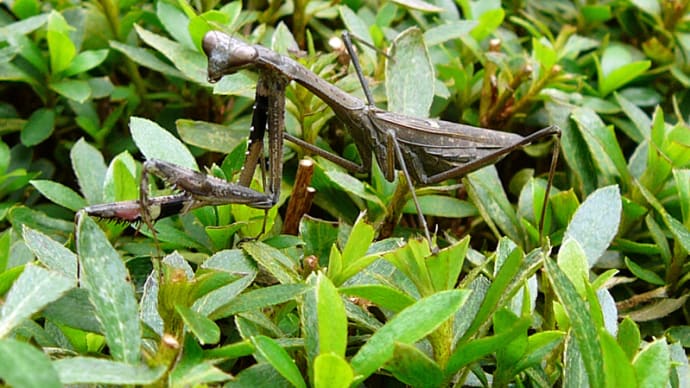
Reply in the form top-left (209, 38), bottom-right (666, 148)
top-left (203, 31), bottom-right (258, 83)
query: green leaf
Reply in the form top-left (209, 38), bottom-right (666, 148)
top-left (103, 152), bottom-right (138, 202)
top-left (0, 14), bottom-right (48, 43)
top-left (176, 304), bottom-right (220, 345)
top-left (571, 107), bottom-right (630, 186)
top-left (177, 119), bottom-right (249, 154)
top-left (76, 215), bottom-right (141, 363)
top-left (316, 274), bottom-right (347, 356)
top-left (466, 166), bottom-right (523, 243)
top-left (598, 46), bottom-right (651, 96)
top-left (423, 21), bottom-right (476, 46)
top-left (20, 108), bottom-right (54, 146)
top-left (157, 1), bottom-right (194, 50)
top-left (630, 0), bottom-right (660, 15)
top-left (0, 338), bottom-right (61, 388)
top-left (350, 289), bottom-right (470, 382)
top-left (618, 317), bottom-right (641, 360)
top-left (633, 339), bottom-right (670, 388)
top-left (402, 195), bottom-right (477, 218)
top-left (563, 185), bottom-right (621, 267)
top-left (210, 283), bottom-right (309, 320)
top-left (674, 169), bottom-right (690, 225)
top-left (545, 258), bottom-right (604, 387)
top-left (614, 92), bottom-right (650, 142)
top-left (600, 329), bottom-right (636, 387)
top-left (446, 315), bottom-right (532, 374)
top-left (557, 239), bottom-right (589, 296)
top-left (54, 357), bottom-right (165, 384)
top-left (50, 79), bottom-right (91, 103)
top-left (241, 241), bottom-right (301, 284)
top-left (624, 256), bottom-right (665, 286)
top-left (47, 14), bottom-right (75, 74)
top-left (427, 235), bottom-right (469, 291)
top-left (494, 309), bottom-right (528, 381)
top-left (386, 27), bottom-right (434, 117)
top-left (341, 214), bottom-right (375, 270)
top-left (30, 180), bottom-right (86, 211)
top-left (71, 138), bottom-right (107, 204)
top-left (324, 170), bottom-right (385, 210)
top-left (135, 25), bottom-right (206, 84)
top-left (130, 116), bottom-right (198, 170)
top-left (22, 226), bottom-right (77, 279)
top-left (63, 49), bottom-right (109, 77)
top-left (110, 41), bottom-right (186, 79)
top-left (227, 363), bottom-right (293, 387)
top-left (636, 181), bottom-right (690, 253)
top-left (252, 336), bottom-right (307, 388)
top-left (193, 273), bottom-right (255, 317)
top-left (386, 342), bottom-right (444, 387)
top-left (313, 353), bottom-right (353, 388)
top-left (340, 284), bottom-right (415, 313)
top-left (513, 331), bottom-right (564, 373)
top-left (0, 264), bottom-right (74, 338)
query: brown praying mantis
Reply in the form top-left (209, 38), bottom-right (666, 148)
top-left (84, 29), bottom-right (561, 248)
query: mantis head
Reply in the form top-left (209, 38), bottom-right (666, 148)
top-left (203, 31), bottom-right (258, 83)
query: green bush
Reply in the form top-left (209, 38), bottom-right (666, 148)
top-left (0, 1), bottom-right (688, 386)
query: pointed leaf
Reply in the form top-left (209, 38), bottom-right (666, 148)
top-left (252, 336), bottom-right (306, 388)
top-left (30, 180), bottom-right (86, 211)
top-left (176, 304), bottom-right (220, 345)
top-left (545, 258), bottom-right (604, 387)
top-left (76, 215), bottom-right (141, 363)
top-left (0, 264), bottom-right (74, 338)
top-left (316, 274), bottom-right (347, 357)
top-left (350, 289), bottom-right (469, 382)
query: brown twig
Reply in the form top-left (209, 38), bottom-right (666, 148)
top-left (282, 159), bottom-right (315, 235)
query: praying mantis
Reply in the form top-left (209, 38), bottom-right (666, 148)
top-left (85, 29), bottom-right (560, 248)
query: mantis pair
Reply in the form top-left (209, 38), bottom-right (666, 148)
top-left (85, 30), bottom-right (561, 249)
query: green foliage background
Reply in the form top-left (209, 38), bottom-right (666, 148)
top-left (0, 0), bottom-right (689, 386)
